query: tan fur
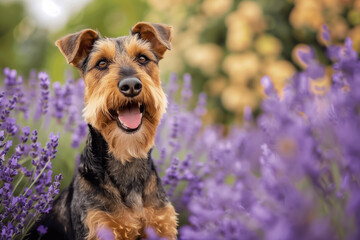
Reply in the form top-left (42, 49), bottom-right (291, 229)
top-left (55, 29), bottom-right (99, 66)
top-left (86, 208), bottom-right (143, 240)
top-left (86, 204), bottom-right (177, 240)
top-left (131, 22), bottom-right (173, 59)
top-left (144, 174), bottom-right (157, 196)
top-left (81, 37), bottom-right (167, 163)
top-left (143, 204), bottom-right (178, 239)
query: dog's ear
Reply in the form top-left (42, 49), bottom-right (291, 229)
top-left (131, 22), bottom-right (173, 60)
top-left (55, 29), bottom-right (99, 68)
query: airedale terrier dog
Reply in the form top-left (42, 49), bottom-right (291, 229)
top-left (27, 22), bottom-right (177, 240)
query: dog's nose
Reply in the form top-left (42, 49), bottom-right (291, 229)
top-left (118, 77), bottom-right (142, 97)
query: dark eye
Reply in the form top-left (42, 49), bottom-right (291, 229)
top-left (136, 55), bottom-right (149, 65)
top-left (96, 60), bottom-right (108, 70)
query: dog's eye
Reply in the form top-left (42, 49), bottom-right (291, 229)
top-left (136, 55), bottom-right (149, 65)
top-left (96, 60), bottom-right (108, 69)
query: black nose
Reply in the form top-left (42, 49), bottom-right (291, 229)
top-left (118, 77), bottom-right (142, 97)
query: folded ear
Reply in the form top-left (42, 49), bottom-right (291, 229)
top-left (55, 29), bottom-right (99, 68)
top-left (131, 22), bottom-right (173, 60)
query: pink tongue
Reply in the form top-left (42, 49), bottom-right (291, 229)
top-left (118, 106), bottom-right (142, 129)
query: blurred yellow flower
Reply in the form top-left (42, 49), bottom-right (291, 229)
top-left (202, 0), bottom-right (233, 17)
top-left (329, 17), bottom-right (348, 40)
top-left (221, 85), bottom-right (258, 113)
top-left (222, 52), bottom-right (260, 84)
top-left (290, 0), bottom-right (324, 30)
top-left (264, 60), bottom-right (296, 94)
top-left (161, 48), bottom-right (184, 73)
top-left (236, 1), bottom-right (266, 33)
top-left (208, 76), bottom-right (227, 96)
top-left (184, 43), bottom-right (223, 75)
top-left (254, 34), bottom-right (282, 57)
top-left (321, 0), bottom-right (341, 8)
top-left (226, 16), bottom-right (253, 52)
top-left (147, 0), bottom-right (199, 11)
top-left (348, 26), bottom-right (360, 52)
top-left (356, 0), bottom-right (360, 9)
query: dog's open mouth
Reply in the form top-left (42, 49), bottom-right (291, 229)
top-left (113, 102), bottom-right (144, 133)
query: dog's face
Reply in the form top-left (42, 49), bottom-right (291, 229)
top-left (56, 22), bottom-right (172, 162)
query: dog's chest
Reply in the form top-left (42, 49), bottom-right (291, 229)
top-left (84, 158), bottom-right (165, 239)
top-left (106, 157), bottom-right (152, 208)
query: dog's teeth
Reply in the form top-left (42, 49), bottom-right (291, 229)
top-left (118, 118), bottom-right (126, 128)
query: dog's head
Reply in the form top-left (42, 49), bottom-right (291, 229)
top-left (56, 22), bottom-right (172, 162)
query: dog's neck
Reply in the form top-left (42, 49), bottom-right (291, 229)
top-left (78, 125), bottom-right (156, 207)
top-left (77, 125), bottom-right (108, 183)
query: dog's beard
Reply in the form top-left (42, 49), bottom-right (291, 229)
top-left (83, 102), bottom-right (163, 163)
top-left (82, 81), bottom-right (167, 162)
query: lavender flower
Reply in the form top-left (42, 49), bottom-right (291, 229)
top-left (3, 68), bottom-right (18, 97)
top-left (52, 81), bottom-right (65, 119)
top-left (0, 72), bottom-right (68, 239)
top-left (37, 72), bottom-right (50, 116)
top-left (36, 225), bottom-right (47, 236)
top-left (1, 23), bottom-right (360, 240)
top-left (0, 96), bottom-right (18, 135)
top-left (321, 24), bottom-right (331, 43)
top-left (144, 228), bottom-right (167, 240)
top-left (71, 122), bottom-right (88, 148)
top-left (162, 157), bottom-right (179, 197)
top-left (152, 30), bottom-right (360, 239)
top-left (96, 226), bottom-right (115, 240)
top-left (181, 73), bottom-right (192, 105)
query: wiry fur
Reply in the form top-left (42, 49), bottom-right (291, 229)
top-left (82, 37), bottom-right (167, 163)
top-left (26, 22), bottom-right (177, 240)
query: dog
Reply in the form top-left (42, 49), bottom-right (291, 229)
top-left (27, 22), bottom-right (178, 240)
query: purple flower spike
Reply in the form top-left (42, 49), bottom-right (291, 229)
top-left (0, 68), bottom-right (72, 239)
top-left (31, 129), bottom-right (38, 143)
top-left (3, 68), bottom-right (18, 97)
top-left (167, 73), bottom-right (179, 99)
top-left (96, 226), bottom-right (115, 240)
top-left (181, 74), bottom-right (193, 104)
top-left (321, 24), bottom-right (331, 43)
top-left (0, 96), bottom-right (18, 133)
top-left (21, 126), bottom-right (30, 143)
top-left (52, 82), bottom-right (65, 119)
top-left (195, 93), bottom-right (206, 116)
top-left (38, 72), bottom-right (50, 115)
top-left (71, 122), bottom-right (88, 148)
top-left (0, 130), bottom-right (4, 142)
top-left (37, 225), bottom-right (48, 236)
top-left (343, 38), bottom-right (358, 60)
top-left (244, 106), bottom-right (253, 122)
top-left (145, 227), bottom-right (167, 240)
top-left (261, 76), bottom-right (276, 96)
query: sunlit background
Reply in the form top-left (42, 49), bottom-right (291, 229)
top-left (1, 0), bottom-right (360, 124)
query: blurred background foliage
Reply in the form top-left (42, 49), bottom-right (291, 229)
top-left (1, 0), bottom-right (360, 125)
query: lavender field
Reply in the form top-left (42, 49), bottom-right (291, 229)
top-left (1, 28), bottom-right (360, 239)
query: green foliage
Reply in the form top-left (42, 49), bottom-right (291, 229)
top-left (0, 0), bottom-right (150, 82)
